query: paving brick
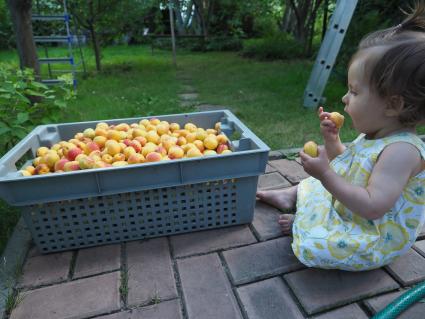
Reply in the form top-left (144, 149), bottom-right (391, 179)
top-left (178, 93), bottom-right (198, 101)
top-left (269, 159), bottom-right (309, 184)
top-left (223, 237), bottom-right (304, 285)
top-left (127, 238), bottom-right (177, 307)
top-left (170, 225), bottom-right (257, 258)
top-left (265, 164), bottom-right (277, 173)
top-left (18, 251), bottom-right (72, 288)
top-left (237, 277), bottom-right (304, 319)
top-left (385, 248), bottom-right (425, 286)
top-left (177, 253), bottom-right (242, 319)
top-left (96, 299), bottom-right (183, 319)
top-left (268, 151), bottom-right (284, 160)
top-left (257, 172), bottom-right (291, 190)
top-left (413, 239), bottom-right (425, 257)
top-left (284, 268), bottom-right (399, 315)
top-left (74, 244), bottom-right (120, 279)
top-left (180, 85), bottom-right (196, 93)
top-left (311, 303), bottom-right (368, 319)
top-left (252, 201), bottom-right (285, 241)
top-left (364, 289), bottom-right (425, 318)
top-left (10, 271), bottom-right (120, 319)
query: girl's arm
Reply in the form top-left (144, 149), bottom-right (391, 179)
top-left (301, 142), bottom-right (422, 220)
top-left (318, 107), bottom-right (346, 160)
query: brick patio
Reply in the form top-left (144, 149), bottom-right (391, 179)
top-left (5, 158), bottom-right (425, 319)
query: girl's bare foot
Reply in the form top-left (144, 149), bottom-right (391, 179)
top-left (278, 214), bottom-right (295, 235)
top-left (256, 186), bottom-right (297, 212)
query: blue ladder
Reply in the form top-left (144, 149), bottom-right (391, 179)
top-left (31, 0), bottom-right (83, 88)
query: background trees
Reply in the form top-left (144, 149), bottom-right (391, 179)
top-left (2, 0), bottom-right (412, 73)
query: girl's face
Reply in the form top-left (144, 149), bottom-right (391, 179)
top-left (341, 57), bottom-right (389, 137)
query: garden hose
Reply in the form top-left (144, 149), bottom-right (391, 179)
top-left (371, 280), bottom-right (425, 319)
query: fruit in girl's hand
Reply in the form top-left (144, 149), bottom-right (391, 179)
top-left (303, 141), bottom-right (318, 157)
top-left (329, 112), bottom-right (345, 129)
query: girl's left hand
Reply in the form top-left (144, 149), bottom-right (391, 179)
top-left (299, 146), bottom-right (331, 180)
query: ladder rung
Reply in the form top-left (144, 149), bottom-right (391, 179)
top-left (32, 15), bottom-right (69, 21)
top-left (34, 36), bottom-right (71, 43)
top-left (39, 57), bottom-right (73, 64)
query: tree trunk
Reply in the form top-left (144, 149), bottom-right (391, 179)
top-left (7, 0), bottom-right (40, 76)
top-left (172, 0), bottom-right (186, 35)
top-left (89, 24), bottom-right (101, 71)
top-left (88, 0), bottom-right (101, 71)
top-left (282, 0), bottom-right (295, 33)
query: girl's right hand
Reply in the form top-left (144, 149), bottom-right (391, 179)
top-left (318, 106), bottom-right (339, 142)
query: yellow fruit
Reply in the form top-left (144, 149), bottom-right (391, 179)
top-left (303, 141), bottom-right (318, 157)
top-left (329, 112), bottom-right (345, 129)
top-left (204, 135), bottom-right (218, 150)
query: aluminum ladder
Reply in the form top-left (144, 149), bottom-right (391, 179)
top-left (32, 0), bottom-right (85, 88)
top-left (303, 0), bottom-right (358, 108)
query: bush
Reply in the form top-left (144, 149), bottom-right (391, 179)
top-left (241, 33), bottom-right (304, 60)
top-left (0, 64), bottom-right (75, 156)
top-left (152, 36), bottom-right (243, 52)
top-left (252, 16), bottom-right (279, 37)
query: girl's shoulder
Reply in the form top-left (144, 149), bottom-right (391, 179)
top-left (352, 132), bottom-right (425, 159)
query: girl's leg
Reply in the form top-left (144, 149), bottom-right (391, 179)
top-left (256, 185), bottom-right (298, 212)
top-left (257, 185), bottom-right (298, 235)
top-left (278, 214), bottom-right (295, 235)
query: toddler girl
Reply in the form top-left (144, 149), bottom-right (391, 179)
top-left (257, 4), bottom-right (425, 271)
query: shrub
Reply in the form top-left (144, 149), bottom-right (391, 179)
top-left (241, 33), bottom-right (304, 60)
top-left (152, 36), bottom-right (243, 52)
top-left (0, 64), bottom-right (75, 156)
top-left (252, 16), bottom-right (279, 37)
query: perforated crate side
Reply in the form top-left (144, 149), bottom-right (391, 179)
top-left (22, 176), bottom-right (258, 253)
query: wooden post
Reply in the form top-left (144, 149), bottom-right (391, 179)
top-left (168, 2), bottom-right (177, 67)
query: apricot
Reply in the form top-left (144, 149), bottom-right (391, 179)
top-left (105, 140), bottom-right (121, 156)
top-left (112, 161), bottom-right (128, 167)
top-left (54, 158), bottom-right (69, 171)
top-left (127, 153), bottom-right (144, 164)
top-left (203, 150), bottom-right (217, 156)
top-left (43, 151), bottom-right (60, 169)
top-left (186, 147), bottom-right (203, 158)
top-left (67, 147), bottom-right (83, 161)
top-left (20, 170), bottom-right (32, 176)
top-left (169, 123), bottom-right (180, 131)
top-left (83, 128), bottom-right (95, 139)
top-left (184, 123), bottom-right (197, 132)
top-left (146, 130), bottom-right (160, 144)
top-left (93, 136), bottom-right (107, 148)
top-left (168, 145), bottom-right (184, 159)
top-left (303, 141), bottom-right (318, 157)
top-left (329, 112), bottom-right (345, 129)
top-left (204, 135), bottom-right (218, 150)
top-left (146, 152), bottom-right (162, 162)
top-left (142, 142), bottom-right (157, 157)
top-left (25, 165), bottom-right (36, 175)
top-left (36, 146), bottom-right (49, 157)
top-left (35, 163), bottom-right (50, 174)
top-left (216, 144), bottom-right (229, 154)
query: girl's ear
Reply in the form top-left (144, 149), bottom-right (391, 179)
top-left (385, 95), bottom-right (404, 117)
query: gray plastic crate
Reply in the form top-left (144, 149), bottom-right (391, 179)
top-left (0, 110), bottom-right (269, 253)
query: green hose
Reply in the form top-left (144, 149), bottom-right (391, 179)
top-left (372, 280), bottom-right (425, 319)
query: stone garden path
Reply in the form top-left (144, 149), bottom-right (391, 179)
top-left (2, 155), bottom-right (425, 319)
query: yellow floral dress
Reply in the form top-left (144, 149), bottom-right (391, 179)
top-left (292, 133), bottom-right (425, 271)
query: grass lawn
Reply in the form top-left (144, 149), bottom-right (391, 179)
top-left (1, 44), bottom-right (423, 253)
